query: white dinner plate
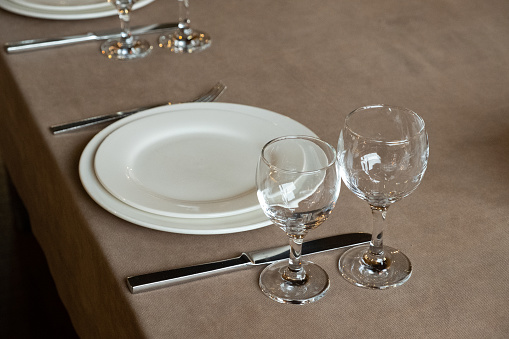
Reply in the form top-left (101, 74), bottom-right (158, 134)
top-left (0, 0), bottom-right (154, 19)
top-left (95, 104), bottom-right (315, 219)
top-left (10, 0), bottom-right (107, 11)
top-left (17, 0), bottom-right (101, 4)
top-left (80, 103), bottom-right (317, 234)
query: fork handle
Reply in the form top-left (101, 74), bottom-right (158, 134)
top-left (49, 103), bottom-right (169, 135)
top-left (50, 81), bottom-right (225, 135)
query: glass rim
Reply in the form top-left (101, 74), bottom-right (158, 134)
top-left (260, 135), bottom-right (337, 174)
top-left (344, 104), bottom-right (427, 145)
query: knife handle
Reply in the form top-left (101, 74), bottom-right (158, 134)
top-left (4, 33), bottom-right (98, 54)
top-left (49, 107), bottom-right (148, 134)
top-left (127, 254), bottom-right (252, 294)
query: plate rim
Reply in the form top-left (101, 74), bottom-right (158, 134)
top-left (9, 0), bottom-right (108, 12)
top-left (0, 0), bottom-right (154, 19)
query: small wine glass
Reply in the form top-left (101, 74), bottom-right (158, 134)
top-left (158, 0), bottom-right (211, 53)
top-left (101, 0), bottom-right (152, 60)
top-left (256, 136), bottom-right (341, 304)
top-left (337, 105), bottom-right (429, 289)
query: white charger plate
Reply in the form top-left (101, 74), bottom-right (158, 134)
top-left (80, 103), bottom-right (317, 234)
top-left (94, 105), bottom-right (315, 219)
top-left (0, 0), bottom-right (154, 19)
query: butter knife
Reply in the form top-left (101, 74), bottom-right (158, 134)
top-left (127, 232), bottom-right (371, 294)
top-left (4, 22), bottom-right (178, 54)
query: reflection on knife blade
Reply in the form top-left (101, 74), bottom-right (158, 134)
top-left (4, 22), bottom-right (178, 54)
top-left (126, 232), bottom-right (371, 294)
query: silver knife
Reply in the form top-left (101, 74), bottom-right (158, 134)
top-left (4, 22), bottom-right (178, 54)
top-left (126, 232), bottom-right (371, 294)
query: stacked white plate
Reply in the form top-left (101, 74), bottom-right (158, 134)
top-left (0, 0), bottom-right (154, 20)
top-left (79, 102), bottom-right (317, 235)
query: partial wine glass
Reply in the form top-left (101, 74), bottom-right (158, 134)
top-left (337, 104), bottom-right (429, 289)
top-left (256, 136), bottom-right (341, 304)
top-left (159, 0), bottom-right (211, 53)
top-left (101, 0), bottom-right (152, 60)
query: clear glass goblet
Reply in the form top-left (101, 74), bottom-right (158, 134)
top-left (337, 105), bottom-right (429, 289)
top-left (158, 0), bottom-right (211, 53)
top-left (101, 0), bottom-right (152, 60)
top-left (256, 136), bottom-right (341, 304)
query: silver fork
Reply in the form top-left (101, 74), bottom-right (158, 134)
top-left (50, 81), bottom-right (227, 135)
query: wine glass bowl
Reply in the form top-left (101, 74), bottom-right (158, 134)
top-left (338, 105), bottom-right (429, 289)
top-left (256, 136), bottom-right (341, 304)
top-left (101, 0), bottom-right (152, 60)
top-left (159, 0), bottom-right (211, 53)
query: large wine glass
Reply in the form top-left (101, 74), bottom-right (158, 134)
top-left (158, 0), bottom-right (211, 53)
top-left (256, 136), bottom-right (341, 304)
top-left (337, 105), bottom-right (429, 289)
top-left (101, 0), bottom-right (152, 60)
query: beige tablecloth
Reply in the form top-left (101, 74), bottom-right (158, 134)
top-left (0, 0), bottom-right (508, 338)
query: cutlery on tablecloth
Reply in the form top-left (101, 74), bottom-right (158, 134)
top-left (127, 232), bottom-right (371, 293)
top-left (4, 22), bottom-right (178, 54)
top-left (50, 81), bottom-right (226, 135)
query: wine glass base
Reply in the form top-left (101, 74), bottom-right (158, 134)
top-left (101, 39), bottom-right (152, 60)
top-left (259, 260), bottom-right (329, 304)
top-left (339, 245), bottom-right (412, 289)
top-left (159, 30), bottom-right (211, 53)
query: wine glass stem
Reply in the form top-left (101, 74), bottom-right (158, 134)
top-left (282, 236), bottom-right (307, 284)
top-left (363, 205), bottom-right (390, 269)
top-left (177, 0), bottom-right (193, 34)
top-left (118, 5), bottom-right (134, 47)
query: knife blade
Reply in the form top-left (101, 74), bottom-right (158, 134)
top-left (4, 22), bottom-right (178, 54)
top-left (126, 232), bottom-right (371, 294)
